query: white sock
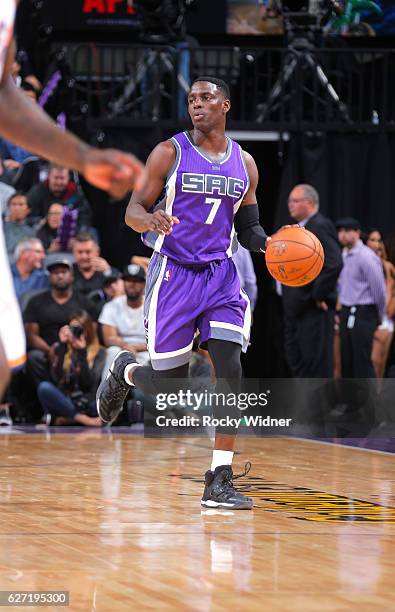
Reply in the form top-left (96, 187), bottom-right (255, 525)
top-left (124, 363), bottom-right (142, 386)
top-left (211, 449), bottom-right (234, 472)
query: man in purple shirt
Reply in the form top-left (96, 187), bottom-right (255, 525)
top-left (336, 217), bottom-right (386, 378)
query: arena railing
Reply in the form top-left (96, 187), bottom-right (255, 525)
top-left (55, 44), bottom-right (395, 133)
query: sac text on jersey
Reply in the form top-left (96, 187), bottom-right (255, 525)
top-left (181, 173), bottom-right (245, 199)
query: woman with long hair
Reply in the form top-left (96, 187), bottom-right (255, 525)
top-left (37, 309), bottom-right (105, 426)
top-left (366, 229), bottom-right (395, 381)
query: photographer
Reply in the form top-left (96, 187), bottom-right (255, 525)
top-left (37, 310), bottom-right (105, 426)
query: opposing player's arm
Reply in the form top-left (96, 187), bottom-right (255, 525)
top-left (125, 141), bottom-right (180, 235)
top-left (234, 151), bottom-right (269, 253)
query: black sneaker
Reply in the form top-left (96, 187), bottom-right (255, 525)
top-left (201, 462), bottom-right (253, 510)
top-left (96, 350), bottom-right (137, 423)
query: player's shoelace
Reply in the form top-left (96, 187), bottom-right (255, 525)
top-left (104, 370), bottom-right (128, 404)
top-left (222, 461), bottom-right (252, 493)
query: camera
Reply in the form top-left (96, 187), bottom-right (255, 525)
top-left (69, 324), bottom-right (84, 339)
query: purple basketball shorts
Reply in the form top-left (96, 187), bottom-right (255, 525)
top-left (144, 252), bottom-right (251, 370)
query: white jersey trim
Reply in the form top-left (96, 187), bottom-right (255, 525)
top-left (154, 137), bottom-right (182, 253)
top-left (0, 216), bottom-right (26, 368)
top-left (227, 144), bottom-right (251, 257)
top-left (209, 289), bottom-right (251, 343)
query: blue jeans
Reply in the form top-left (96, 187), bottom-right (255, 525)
top-left (37, 381), bottom-right (99, 421)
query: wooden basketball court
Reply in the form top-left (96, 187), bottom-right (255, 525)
top-left (0, 433), bottom-right (394, 611)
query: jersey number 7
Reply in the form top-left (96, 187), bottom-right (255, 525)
top-left (204, 197), bottom-right (222, 225)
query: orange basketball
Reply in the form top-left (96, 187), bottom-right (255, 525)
top-left (265, 226), bottom-right (324, 287)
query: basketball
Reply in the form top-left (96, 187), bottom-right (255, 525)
top-left (265, 226), bottom-right (324, 287)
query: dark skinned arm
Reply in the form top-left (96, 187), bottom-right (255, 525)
top-left (125, 140), bottom-right (180, 234)
top-left (25, 322), bottom-right (51, 354)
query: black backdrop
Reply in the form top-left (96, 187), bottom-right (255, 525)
top-left (275, 132), bottom-right (395, 234)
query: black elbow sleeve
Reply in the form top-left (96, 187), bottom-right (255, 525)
top-left (234, 204), bottom-right (268, 253)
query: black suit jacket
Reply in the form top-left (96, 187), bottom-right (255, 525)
top-left (282, 212), bottom-right (343, 318)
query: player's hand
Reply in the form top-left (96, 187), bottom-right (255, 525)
top-left (316, 300), bottom-right (328, 311)
top-left (263, 224), bottom-right (300, 252)
top-left (81, 147), bottom-right (146, 198)
top-left (148, 210), bottom-right (180, 235)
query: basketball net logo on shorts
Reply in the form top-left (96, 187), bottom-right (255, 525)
top-left (164, 269), bottom-right (171, 282)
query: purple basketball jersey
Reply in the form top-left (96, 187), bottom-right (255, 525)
top-left (143, 131), bottom-right (250, 264)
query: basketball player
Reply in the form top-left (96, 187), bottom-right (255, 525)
top-left (0, 0), bottom-right (145, 398)
top-left (97, 76), bottom-right (272, 510)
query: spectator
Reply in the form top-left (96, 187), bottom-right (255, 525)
top-left (72, 232), bottom-right (119, 297)
top-left (336, 218), bottom-right (386, 378)
top-left (99, 264), bottom-right (149, 377)
top-left (87, 269), bottom-right (124, 313)
top-left (24, 256), bottom-right (97, 389)
top-left (27, 164), bottom-right (93, 228)
top-left (0, 182), bottom-right (15, 216)
top-left (0, 83), bottom-right (39, 177)
top-left (281, 184), bottom-right (343, 377)
top-left (11, 238), bottom-right (48, 302)
top-left (366, 229), bottom-right (395, 381)
top-left (35, 202), bottom-right (64, 251)
top-left (232, 243), bottom-right (258, 311)
top-left (3, 192), bottom-right (35, 257)
top-left (37, 309), bottom-right (104, 427)
top-left (130, 255), bottom-right (150, 273)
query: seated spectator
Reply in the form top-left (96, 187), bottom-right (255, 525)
top-left (0, 182), bottom-right (15, 216)
top-left (11, 238), bottom-right (48, 302)
top-left (27, 164), bottom-right (93, 229)
top-left (99, 264), bottom-right (149, 377)
top-left (3, 192), bottom-right (35, 257)
top-left (0, 82), bottom-right (40, 183)
top-left (72, 232), bottom-right (119, 298)
top-left (87, 269), bottom-right (124, 312)
top-left (35, 202), bottom-right (64, 251)
top-left (24, 256), bottom-right (97, 390)
top-left (130, 255), bottom-right (150, 273)
top-left (37, 309), bottom-right (104, 427)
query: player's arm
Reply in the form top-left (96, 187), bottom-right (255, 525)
top-left (234, 151), bottom-right (269, 253)
top-left (125, 141), bottom-right (180, 235)
top-left (0, 41), bottom-right (144, 197)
